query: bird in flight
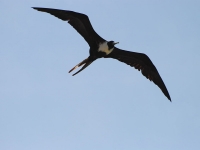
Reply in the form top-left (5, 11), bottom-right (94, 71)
top-left (32, 7), bottom-right (171, 101)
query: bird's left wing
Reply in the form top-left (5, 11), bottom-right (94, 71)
top-left (107, 47), bottom-right (171, 101)
top-left (32, 7), bottom-right (105, 46)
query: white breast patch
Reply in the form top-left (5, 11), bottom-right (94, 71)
top-left (98, 42), bottom-right (114, 55)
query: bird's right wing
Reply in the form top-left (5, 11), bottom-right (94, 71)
top-left (32, 7), bottom-right (105, 46)
top-left (108, 47), bottom-right (171, 101)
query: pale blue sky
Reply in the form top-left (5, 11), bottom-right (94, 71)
top-left (1, 0), bottom-right (200, 150)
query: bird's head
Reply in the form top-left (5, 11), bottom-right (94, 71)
top-left (107, 41), bottom-right (119, 49)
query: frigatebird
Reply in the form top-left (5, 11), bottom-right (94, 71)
top-left (32, 7), bottom-right (171, 101)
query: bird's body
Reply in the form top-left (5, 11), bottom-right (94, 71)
top-left (33, 7), bottom-right (171, 101)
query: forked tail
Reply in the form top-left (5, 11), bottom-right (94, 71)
top-left (69, 57), bottom-right (94, 76)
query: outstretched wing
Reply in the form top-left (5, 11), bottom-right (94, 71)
top-left (108, 47), bottom-right (171, 101)
top-left (32, 7), bottom-right (105, 46)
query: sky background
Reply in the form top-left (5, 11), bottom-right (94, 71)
top-left (1, 0), bottom-right (200, 150)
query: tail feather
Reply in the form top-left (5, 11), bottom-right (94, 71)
top-left (69, 57), bottom-right (94, 76)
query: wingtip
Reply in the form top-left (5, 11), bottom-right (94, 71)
top-left (32, 7), bottom-right (41, 11)
top-left (162, 88), bottom-right (171, 102)
top-left (167, 95), bottom-right (172, 102)
top-left (32, 7), bottom-right (38, 11)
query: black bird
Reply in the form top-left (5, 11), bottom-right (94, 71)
top-left (32, 7), bottom-right (171, 101)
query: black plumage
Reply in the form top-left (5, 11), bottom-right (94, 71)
top-left (32, 7), bottom-right (171, 101)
